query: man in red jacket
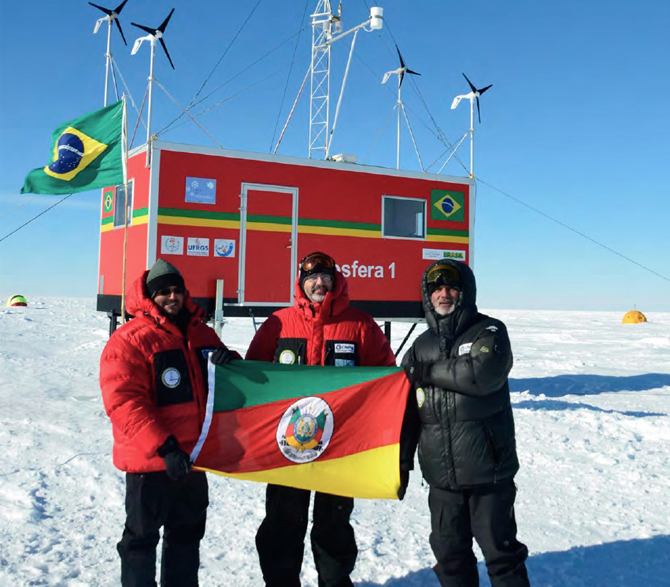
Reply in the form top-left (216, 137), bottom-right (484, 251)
top-left (99, 258), bottom-right (238, 587)
top-left (246, 251), bottom-right (397, 587)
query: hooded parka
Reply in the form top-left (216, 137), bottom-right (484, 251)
top-left (246, 268), bottom-right (396, 368)
top-left (247, 267), bottom-right (396, 587)
top-left (402, 259), bottom-right (519, 489)
top-left (99, 271), bottom-right (226, 473)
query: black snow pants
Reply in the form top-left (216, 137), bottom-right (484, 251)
top-left (428, 479), bottom-right (530, 587)
top-left (117, 471), bottom-right (209, 587)
top-left (255, 484), bottom-right (357, 587)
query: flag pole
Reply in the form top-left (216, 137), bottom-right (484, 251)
top-left (120, 95), bottom-right (129, 323)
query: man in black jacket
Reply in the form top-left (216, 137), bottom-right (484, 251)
top-left (402, 259), bottom-right (530, 587)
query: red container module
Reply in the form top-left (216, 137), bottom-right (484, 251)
top-left (97, 141), bottom-right (473, 322)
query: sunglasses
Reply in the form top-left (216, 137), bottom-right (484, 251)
top-left (299, 252), bottom-right (335, 274)
top-left (154, 286), bottom-right (185, 297)
top-left (425, 264), bottom-right (461, 288)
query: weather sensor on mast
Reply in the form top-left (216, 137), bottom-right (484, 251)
top-left (89, 0), bottom-right (129, 107)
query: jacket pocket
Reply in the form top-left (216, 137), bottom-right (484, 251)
top-left (483, 423), bottom-right (500, 464)
top-left (153, 349), bottom-right (193, 406)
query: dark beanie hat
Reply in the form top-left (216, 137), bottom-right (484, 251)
top-left (146, 258), bottom-right (185, 299)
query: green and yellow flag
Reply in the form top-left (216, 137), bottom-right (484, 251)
top-left (431, 189), bottom-right (465, 222)
top-left (192, 360), bottom-right (411, 500)
top-left (21, 100), bottom-right (124, 195)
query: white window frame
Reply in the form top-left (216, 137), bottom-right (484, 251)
top-left (113, 179), bottom-right (134, 229)
top-left (381, 195), bottom-right (426, 240)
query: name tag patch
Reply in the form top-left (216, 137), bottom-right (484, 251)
top-left (335, 343), bottom-right (355, 354)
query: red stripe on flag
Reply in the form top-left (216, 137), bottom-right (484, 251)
top-left (194, 370), bottom-right (408, 474)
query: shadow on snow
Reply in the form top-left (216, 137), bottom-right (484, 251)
top-left (509, 373), bottom-right (670, 397)
top-left (512, 399), bottom-right (665, 418)
top-left (357, 535), bottom-right (670, 587)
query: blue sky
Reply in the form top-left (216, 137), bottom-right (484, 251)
top-left (1, 0), bottom-right (669, 311)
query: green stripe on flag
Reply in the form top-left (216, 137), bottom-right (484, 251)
top-left (213, 360), bottom-right (401, 411)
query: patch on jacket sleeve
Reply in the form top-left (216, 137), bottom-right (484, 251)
top-left (154, 349), bottom-right (193, 406)
top-left (416, 387), bottom-right (426, 408)
top-left (458, 342), bottom-right (473, 356)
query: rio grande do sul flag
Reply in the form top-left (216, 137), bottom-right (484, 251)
top-left (191, 360), bottom-right (410, 500)
top-left (21, 100), bottom-right (124, 195)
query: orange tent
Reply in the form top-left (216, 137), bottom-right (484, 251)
top-left (622, 310), bottom-right (647, 324)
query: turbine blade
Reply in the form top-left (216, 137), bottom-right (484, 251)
top-left (407, 68), bottom-right (421, 77)
top-left (478, 84), bottom-right (493, 95)
top-left (115, 18), bottom-right (128, 45)
top-left (131, 22), bottom-right (156, 35)
top-left (399, 70), bottom-right (405, 88)
top-left (159, 37), bottom-right (175, 69)
top-left (113, 0), bottom-right (128, 14)
top-left (395, 44), bottom-right (405, 69)
top-left (462, 73), bottom-right (477, 93)
top-left (158, 8), bottom-right (175, 33)
top-left (89, 2), bottom-right (113, 16)
top-left (476, 96), bottom-right (481, 123)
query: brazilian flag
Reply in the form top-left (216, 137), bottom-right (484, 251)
top-left (431, 189), bottom-right (465, 222)
top-left (21, 100), bottom-right (124, 195)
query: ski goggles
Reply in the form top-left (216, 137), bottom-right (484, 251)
top-left (425, 264), bottom-right (461, 289)
top-left (299, 252), bottom-right (336, 276)
top-left (154, 285), bottom-right (185, 297)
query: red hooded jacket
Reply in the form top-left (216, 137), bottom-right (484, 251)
top-left (99, 271), bottom-right (231, 473)
top-left (246, 269), bottom-right (396, 368)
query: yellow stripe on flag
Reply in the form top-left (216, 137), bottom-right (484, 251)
top-left (195, 443), bottom-right (401, 499)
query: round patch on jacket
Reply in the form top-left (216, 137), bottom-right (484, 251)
top-left (416, 387), bottom-right (426, 408)
top-left (277, 397), bottom-right (333, 463)
top-left (279, 350), bottom-right (296, 364)
top-left (161, 367), bottom-right (181, 389)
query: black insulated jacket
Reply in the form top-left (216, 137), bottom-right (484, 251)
top-left (402, 260), bottom-right (520, 489)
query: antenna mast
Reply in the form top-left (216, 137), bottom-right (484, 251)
top-left (308, 2), bottom-right (383, 159)
top-left (309, 1), bottom-right (338, 160)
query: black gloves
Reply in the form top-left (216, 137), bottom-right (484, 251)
top-left (210, 346), bottom-right (235, 365)
top-left (398, 470), bottom-right (410, 501)
top-left (158, 435), bottom-right (192, 480)
top-left (398, 461), bottom-right (413, 500)
top-left (404, 362), bottom-right (431, 387)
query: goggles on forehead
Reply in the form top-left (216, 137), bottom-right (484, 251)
top-left (425, 264), bottom-right (461, 289)
top-left (299, 252), bottom-right (335, 274)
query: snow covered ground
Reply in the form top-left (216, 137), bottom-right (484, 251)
top-left (1, 298), bottom-right (669, 587)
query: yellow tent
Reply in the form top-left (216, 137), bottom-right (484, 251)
top-left (622, 310), bottom-right (647, 324)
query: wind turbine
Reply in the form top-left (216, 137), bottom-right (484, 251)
top-left (89, 0), bottom-right (129, 106)
top-left (130, 8), bottom-right (175, 154)
top-left (450, 73), bottom-right (492, 178)
top-left (382, 45), bottom-right (422, 169)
